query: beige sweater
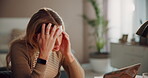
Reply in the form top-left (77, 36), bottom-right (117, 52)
top-left (10, 41), bottom-right (85, 78)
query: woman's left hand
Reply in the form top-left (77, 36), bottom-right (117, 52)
top-left (60, 32), bottom-right (71, 55)
top-left (60, 32), bottom-right (74, 62)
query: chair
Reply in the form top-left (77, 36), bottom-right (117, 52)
top-left (0, 67), bottom-right (11, 78)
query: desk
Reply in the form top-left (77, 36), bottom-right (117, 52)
top-left (110, 43), bottom-right (148, 74)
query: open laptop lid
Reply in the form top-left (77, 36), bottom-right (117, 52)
top-left (136, 21), bottom-right (148, 38)
top-left (103, 63), bottom-right (141, 78)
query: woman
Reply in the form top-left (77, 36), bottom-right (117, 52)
top-left (6, 8), bottom-right (84, 78)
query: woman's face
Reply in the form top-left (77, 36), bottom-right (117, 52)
top-left (52, 26), bottom-right (63, 52)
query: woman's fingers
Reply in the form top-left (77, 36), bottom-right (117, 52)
top-left (45, 23), bottom-right (52, 39)
top-left (62, 32), bottom-right (69, 40)
top-left (53, 28), bottom-right (62, 39)
top-left (41, 24), bottom-right (46, 38)
top-left (46, 23), bottom-right (52, 34)
top-left (40, 23), bottom-right (63, 40)
top-left (50, 25), bottom-right (57, 37)
top-left (63, 32), bottom-right (69, 36)
top-left (37, 33), bottom-right (41, 41)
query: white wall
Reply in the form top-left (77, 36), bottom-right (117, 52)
top-left (0, 0), bottom-right (84, 63)
top-left (0, 18), bottom-right (29, 50)
top-left (107, 0), bottom-right (121, 42)
top-left (107, 0), bottom-right (144, 42)
top-left (133, 0), bottom-right (147, 33)
top-left (0, 18), bottom-right (29, 33)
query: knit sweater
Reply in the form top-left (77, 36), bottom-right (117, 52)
top-left (10, 40), bottom-right (85, 78)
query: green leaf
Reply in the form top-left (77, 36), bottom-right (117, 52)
top-left (82, 0), bottom-right (109, 52)
top-left (96, 38), bottom-right (105, 51)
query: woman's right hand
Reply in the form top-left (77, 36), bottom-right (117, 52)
top-left (37, 23), bottom-right (62, 60)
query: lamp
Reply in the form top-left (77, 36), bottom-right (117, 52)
top-left (136, 21), bottom-right (148, 38)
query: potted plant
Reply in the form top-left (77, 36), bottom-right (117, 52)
top-left (83, 0), bottom-right (110, 73)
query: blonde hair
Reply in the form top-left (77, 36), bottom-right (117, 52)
top-left (6, 8), bottom-right (65, 69)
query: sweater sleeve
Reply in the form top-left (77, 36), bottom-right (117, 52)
top-left (61, 54), bottom-right (85, 78)
top-left (10, 43), bottom-right (47, 78)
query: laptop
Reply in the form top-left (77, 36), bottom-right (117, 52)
top-left (103, 63), bottom-right (141, 78)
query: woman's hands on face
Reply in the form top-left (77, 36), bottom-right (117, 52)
top-left (37, 23), bottom-right (74, 62)
top-left (37, 23), bottom-right (62, 60)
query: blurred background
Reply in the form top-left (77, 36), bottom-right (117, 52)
top-left (0, 0), bottom-right (148, 78)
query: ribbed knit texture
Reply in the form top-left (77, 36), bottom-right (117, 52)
top-left (33, 52), bottom-right (62, 78)
top-left (10, 40), bottom-right (85, 78)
